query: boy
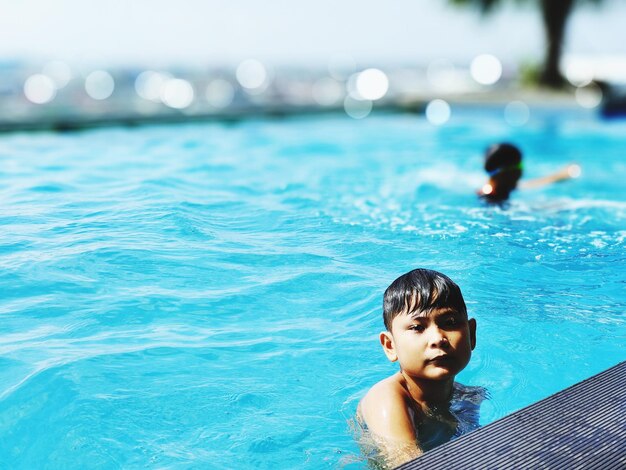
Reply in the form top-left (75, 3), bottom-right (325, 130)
top-left (477, 142), bottom-right (580, 203)
top-left (357, 269), bottom-right (478, 467)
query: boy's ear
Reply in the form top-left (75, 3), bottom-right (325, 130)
top-left (468, 318), bottom-right (477, 350)
top-left (379, 331), bottom-right (398, 362)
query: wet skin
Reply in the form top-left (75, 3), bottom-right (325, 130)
top-left (357, 308), bottom-right (477, 466)
top-left (383, 308), bottom-right (476, 398)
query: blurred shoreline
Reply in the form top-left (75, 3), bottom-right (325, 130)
top-left (0, 61), bottom-right (605, 133)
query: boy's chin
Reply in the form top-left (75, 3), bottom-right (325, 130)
top-left (425, 371), bottom-right (456, 381)
top-left (422, 364), bottom-right (460, 380)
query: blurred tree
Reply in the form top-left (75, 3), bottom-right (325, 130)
top-left (450, 0), bottom-right (604, 88)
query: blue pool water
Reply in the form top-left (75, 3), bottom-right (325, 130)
top-left (0, 109), bottom-right (624, 468)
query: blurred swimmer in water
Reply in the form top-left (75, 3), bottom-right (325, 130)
top-left (477, 143), bottom-right (581, 203)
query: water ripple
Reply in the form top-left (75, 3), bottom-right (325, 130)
top-left (0, 114), bottom-right (624, 467)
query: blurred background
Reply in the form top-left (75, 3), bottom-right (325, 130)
top-left (1, 0), bottom-right (626, 130)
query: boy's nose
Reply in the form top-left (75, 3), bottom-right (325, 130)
top-left (428, 328), bottom-right (449, 348)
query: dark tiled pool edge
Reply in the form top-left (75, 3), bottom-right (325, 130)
top-left (399, 361), bottom-right (626, 470)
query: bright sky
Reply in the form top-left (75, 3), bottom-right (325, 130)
top-left (1, 0), bottom-right (624, 67)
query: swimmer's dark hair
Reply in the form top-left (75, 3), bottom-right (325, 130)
top-left (383, 269), bottom-right (467, 331)
top-left (484, 143), bottom-right (522, 174)
top-left (482, 143), bottom-right (523, 202)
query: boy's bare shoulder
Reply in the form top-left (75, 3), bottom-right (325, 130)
top-left (358, 373), bottom-right (417, 437)
top-left (360, 373), bottom-right (409, 409)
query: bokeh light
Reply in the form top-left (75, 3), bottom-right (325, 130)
top-left (504, 100), bottom-right (530, 126)
top-left (161, 78), bottom-right (194, 109)
top-left (206, 79), bottom-right (235, 108)
top-left (575, 83), bottom-right (603, 109)
top-left (470, 54), bottom-right (502, 85)
top-left (42, 61), bottom-right (72, 89)
top-left (85, 70), bottom-right (115, 100)
top-left (567, 164), bottom-right (582, 178)
top-left (346, 73), bottom-right (361, 100)
top-left (23, 74), bottom-right (56, 104)
top-left (311, 77), bottom-right (344, 106)
top-left (425, 99), bottom-right (451, 125)
top-left (236, 59), bottom-right (268, 91)
top-left (135, 71), bottom-right (171, 102)
top-left (564, 55), bottom-right (626, 86)
top-left (355, 68), bottom-right (389, 101)
top-left (344, 96), bottom-right (372, 119)
top-left (565, 61), bottom-right (594, 87)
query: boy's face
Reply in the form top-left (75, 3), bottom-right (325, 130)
top-left (381, 307), bottom-right (476, 382)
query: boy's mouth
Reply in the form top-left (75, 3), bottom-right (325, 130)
top-left (427, 354), bottom-right (453, 363)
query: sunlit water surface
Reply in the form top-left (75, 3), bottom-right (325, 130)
top-left (0, 109), bottom-right (624, 468)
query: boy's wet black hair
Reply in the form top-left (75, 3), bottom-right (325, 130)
top-left (383, 269), bottom-right (467, 331)
top-left (484, 143), bottom-right (522, 173)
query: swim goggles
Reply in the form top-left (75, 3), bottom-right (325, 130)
top-left (487, 162), bottom-right (523, 177)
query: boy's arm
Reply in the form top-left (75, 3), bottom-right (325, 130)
top-left (519, 163), bottom-right (581, 189)
top-left (360, 382), bottom-right (422, 466)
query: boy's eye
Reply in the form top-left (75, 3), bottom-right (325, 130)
top-left (409, 324), bottom-right (425, 333)
top-left (441, 316), bottom-right (463, 328)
